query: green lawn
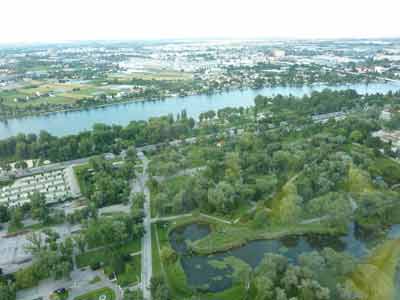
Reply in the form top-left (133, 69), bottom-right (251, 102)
top-left (74, 287), bottom-right (115, 300)
top-left (191, 220), bottom-right (342, 255)
top-left (115, 254), bottom-right (141, 287)
top-left (152, 224), bottom-right (163, 278)
top-left (347, 164), bottom-right (375, 194)
top-left (0, 82), bottom-right (104, 108)
top-left (76, 239), bottom-right (141, 268)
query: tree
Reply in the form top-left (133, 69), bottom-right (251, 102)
top-left (253, 209), bottom-right (269, 228)
top-left (0, 205), bottom-right (9, 223)
top-left (73, 234), bottom-right (87, 254)
top-left (125, 147), bottom-right (137, 163)
top-left (124, 291), bottom-right (143, 300)
top-left (150, 276), bottom-right (170, 300)
top-left (255, 175), bottom-right (278, 200)
top-left (84, 217), bottom-right (129, 248)
top-left (9, 208), bottom-right (23, 231)
top-left (224, 152), bottom-right (241, 183)
top-left (208, 181), bottom-right (237, 214)
top-left (160, 247), bottom-right (177, 265)
top-left (25, 232), bottom-right (46, 258)
top-left (0, 282), bottom-right (16, 300)
top-left (15, 160), bottom-right (28, 169)
top-left (30, 192), bottom-right (50, 224)
top-left (350, 130), bottom-right (363, 143)
top-left (15, 266), bottom-right (39, 289)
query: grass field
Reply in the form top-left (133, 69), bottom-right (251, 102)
top-left (349, 239), bottom-right (400, 300)
top-left (114, 254), bottom-right (141, 287)
top-left (269, 178), bottom-right (300, 224)
top-left (191, 220), bottom-right (340, 255)
top-left (1, 82), bottom-right (114, 108)
top-left (76, 239), bottom-right (141, 268)
top-left (109, 70), bottom-right (192, 81)
top-left (74, 287), bottom-right (115, 300)
top-left (347, 165), bottom-right (375, 194)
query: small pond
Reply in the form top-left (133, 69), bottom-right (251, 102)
top-left (169, 222), bottom-right (399, 293)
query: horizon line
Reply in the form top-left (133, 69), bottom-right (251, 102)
top-left (1, 35), bottom-right (400, 47)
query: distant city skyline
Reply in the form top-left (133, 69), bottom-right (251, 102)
top-left (1, 0), bottom-right (400, 44)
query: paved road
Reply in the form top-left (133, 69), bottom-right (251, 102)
top-left (137, 152), bottom-right (152, 300)
top-left (5, 157), bottom-right (91, 179)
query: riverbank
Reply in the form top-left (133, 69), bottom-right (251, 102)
top-left (2, 81), bottom-right (400, 139)
top-left (0, 81), bottom-right (376, 121)
top-left (0, 94), bottom-right (170, 121)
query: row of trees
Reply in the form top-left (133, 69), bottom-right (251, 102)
top-left (0, 111), bottom-right (196, 164)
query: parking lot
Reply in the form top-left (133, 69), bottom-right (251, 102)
top-left (0, 223), bottom-right (81, 274)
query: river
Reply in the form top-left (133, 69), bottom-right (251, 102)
top-left (1, 82), bottom-right (400, 139)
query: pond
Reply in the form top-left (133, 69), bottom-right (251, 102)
top-left (169, 222), bottom-right (396, 293)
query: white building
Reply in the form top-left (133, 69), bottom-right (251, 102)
top-left (372, 130), bottom-right (400, 152)
top-left (312, 111), bottom-right (347, 124)
top-left (0, 168), bottom-right (80, 207)
top-left (380, 109), bottom-right (392, 121)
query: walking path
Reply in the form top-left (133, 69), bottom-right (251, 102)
top-left (200, 213), bottom-right (232, 225)
top-left (137, 152), bottom-right (152, 300)
top-left (151, 214), bottom-right (193, 223)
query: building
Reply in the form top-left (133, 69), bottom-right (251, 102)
top-left (311, 111), bottom-right (347, 124)
top-left (372, 130), bottom-right (400, 152)
top-left (272, 49), bottom-right (286, 58)
top-left (380, 109), bottom-right (392, 121)
top-left (0, 168), bottom-right (80, 207)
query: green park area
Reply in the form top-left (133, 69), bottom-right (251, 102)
top-left (74, 287), bottom-right (116, 300)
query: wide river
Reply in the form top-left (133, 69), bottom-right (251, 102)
top-left (1, 82), bottom-right (400, 139)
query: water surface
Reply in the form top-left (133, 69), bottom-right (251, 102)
top-left (169, 222), bottom-right (396, 293)
top-left (1, 82), bottom-right (400, 139)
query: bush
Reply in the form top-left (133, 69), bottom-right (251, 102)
top-left (90, 262), bottom-right (101, 270)
top-left (160, 246), bottom-right (178, 265)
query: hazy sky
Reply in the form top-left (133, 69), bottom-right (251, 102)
top-left (1, 0), bottom-right (399, 43)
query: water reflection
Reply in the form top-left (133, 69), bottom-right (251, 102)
top-left (169, 222), bottom-right (399, 292)
top-left (1, 82), bottom-right (400, 139)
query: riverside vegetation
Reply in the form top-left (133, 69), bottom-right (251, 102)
top-left (3, 89), bottom-right (400, 300)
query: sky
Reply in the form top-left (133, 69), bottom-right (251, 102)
top-left (1, 0), bottom-right (400, 44)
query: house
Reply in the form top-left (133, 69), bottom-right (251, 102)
top-left (380, 109), bottom-right (392, 121)
top-left (311, 112), bottom-right (347, 124)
